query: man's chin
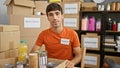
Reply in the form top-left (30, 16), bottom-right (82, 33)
top-left (53, 26), bottom-right (59, 28)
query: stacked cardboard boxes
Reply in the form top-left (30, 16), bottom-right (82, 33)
top-left (9, 15), bottom-right (50, 52)
top-left (0, 25), bottom-right (20, 67)
top-left (62, 1), bottom-right (81, 30)
top-left (4, 0), bottom-right (50, 52)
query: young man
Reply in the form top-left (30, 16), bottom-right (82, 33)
top-left (31, 3), bottom-right (81, 68)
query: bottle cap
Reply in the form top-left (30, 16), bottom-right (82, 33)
top-left (20, 39), bottom-right (26, 44)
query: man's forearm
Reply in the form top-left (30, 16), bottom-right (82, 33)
top-left (70, 54), bottom-right (81, 65)
top-left (31, 45), bottom-right (41, 53)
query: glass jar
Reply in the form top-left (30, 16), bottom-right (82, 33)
top-left (16, 61), bottom-right (24, 68)
top-left (39, 51), bottom-right (48, 68)
top-left (4, 64), bottom-right (14, 68)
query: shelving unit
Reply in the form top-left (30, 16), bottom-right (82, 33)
top-left (79, 10), bottom-right (120, 68)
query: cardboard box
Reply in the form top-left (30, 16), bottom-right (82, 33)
top-left (0, 25), bottom-right (19, 32)
top-left (63, 0), bottom-right (83, 2)
top-left (81, 7), bottom-right (97, 11)
top-left (34, 1), bottom-right (48, 15)
top-left (4, 0), bottom-right (35, 15)
top-left (82, 2), bottom-right (97, 8)
top-left (0, 58), bottom-right (16, 68)
top-left (9, 15), bottom-right (50, 52)
top-left (62, 2), bottom-right (81, 15)
top-left (48, 58), bottom-right (79, 68)
top-left (81, 33), bottom-right (100, 50)
top-left (0, 25), bottom-right (20, 52)
top-left (0, 49), bottom-right (18, 59)
top-left (9, 15), bottom-right (50, 37)
top-left (48, 58), bottom-right (67, 68)
top-left (63, 15), bottom-right (80, 30)
top-left (84, 53), bottom-right (100, 68)
top-left (49, 0), bottom-right (61, 3)
top-left (81, 2), bottom-right (97, 11)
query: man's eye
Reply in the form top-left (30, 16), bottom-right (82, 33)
top-left (56, 13), bottom-right (60, 15)
top-left (48, 14), bottom-right (53, 16)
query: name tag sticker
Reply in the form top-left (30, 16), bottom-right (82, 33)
top-left (61, 38), bottom-right (70, 45)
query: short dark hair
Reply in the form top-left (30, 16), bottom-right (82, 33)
top-left (46, 3), bottom-right (63, 15)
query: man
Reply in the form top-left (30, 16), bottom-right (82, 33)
top-left (31, 3), bottom-right (81, 68)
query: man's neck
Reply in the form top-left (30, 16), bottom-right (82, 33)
top-left (52, 26), bottom-right (63, 34)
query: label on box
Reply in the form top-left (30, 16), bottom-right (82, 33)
top-left (24, 17), bottom-right (40, 28)
top-left (84, 56), bottom-right (97, 65)
top-left (64, 18), bottom-right (77, 27)
top-left (84, 37), bottom-right (98, 48)
top-left (64, 3), bottom-right (78, 14)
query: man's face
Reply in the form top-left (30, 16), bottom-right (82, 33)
top-left (47, 10), bottom-right (64, 28)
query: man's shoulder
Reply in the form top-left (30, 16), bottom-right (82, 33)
top-left (64, 27), bottom-right (75, 32)
top-left (41, 28), bottom-right (51, 34)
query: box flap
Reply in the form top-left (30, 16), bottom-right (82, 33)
top-left (48, 58), bottom-right (67, 68)
top-left (14, 0), bottom-right (35, 8)
top-left (55, 60), bottom-right (67, 68)
top-left (0, 25), bottom-right (19, 32)
top-left (4, 0), bottom-right (12, 5)
top-left (4, 0), bottom-right (35, 8)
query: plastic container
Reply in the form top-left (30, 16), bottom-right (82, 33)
top-left (81, 16), bottom-right (88, 31)
top-left (4, 64), bottom-right (14, 68)
top-left (39, 51), bottom-right (47, 68)
top-left (106, 3), bottom-right (111, 11)
top-left (88, 16), bottom-right (95, 31)
top-left (18, 39), bottom-right (28, 63)
top-left (112, 21), bottom-right (117, 31)
top-left (96, 18), bottom-right (101, 31)
top-left (107, 18), bottom-right (113, 30)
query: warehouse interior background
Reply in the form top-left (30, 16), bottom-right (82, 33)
top-left (0, 0), bottom-right (120, 25)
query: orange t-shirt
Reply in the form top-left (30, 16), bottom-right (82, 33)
top-left (35, 27), bottom-right (80, 60)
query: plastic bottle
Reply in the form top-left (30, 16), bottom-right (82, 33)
top-left (112, 21), bottom-right (117, 31)
top-left (81, 16), bottom-right (88, 31)
top-left (18, 39), bottom-right (28, 63)
top-left (107, 18), bottom-right (113, 30)
top-left (96, 18), bottom-right (101, 31)
top-left (88, 16), bottom-right (95, 31)
top-left (106, 3), bottom-right (111, 11)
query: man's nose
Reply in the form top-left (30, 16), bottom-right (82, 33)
top-left (53, 14), bottom-right (57, 19)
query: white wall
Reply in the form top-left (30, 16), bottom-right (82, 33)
top-left (0, 0), bottom-right (9, 24)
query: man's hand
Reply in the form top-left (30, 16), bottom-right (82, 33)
top-left (66, 60), bottom-right (74, 68)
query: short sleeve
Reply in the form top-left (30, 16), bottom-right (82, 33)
top-left (72, 31), bottom-right (80, 47)
top-left (35, 31), bottom-right (44, 47)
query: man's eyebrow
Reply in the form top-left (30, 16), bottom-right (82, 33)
top-left (53, 11), bottom-right (60, 13)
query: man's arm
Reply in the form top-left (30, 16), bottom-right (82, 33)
top-left (31, 45), bottom-right (41, 53)
top-left (71, 46), bottom-right (82, 65)
top-left (66, 46), bottom-right (82, 68)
